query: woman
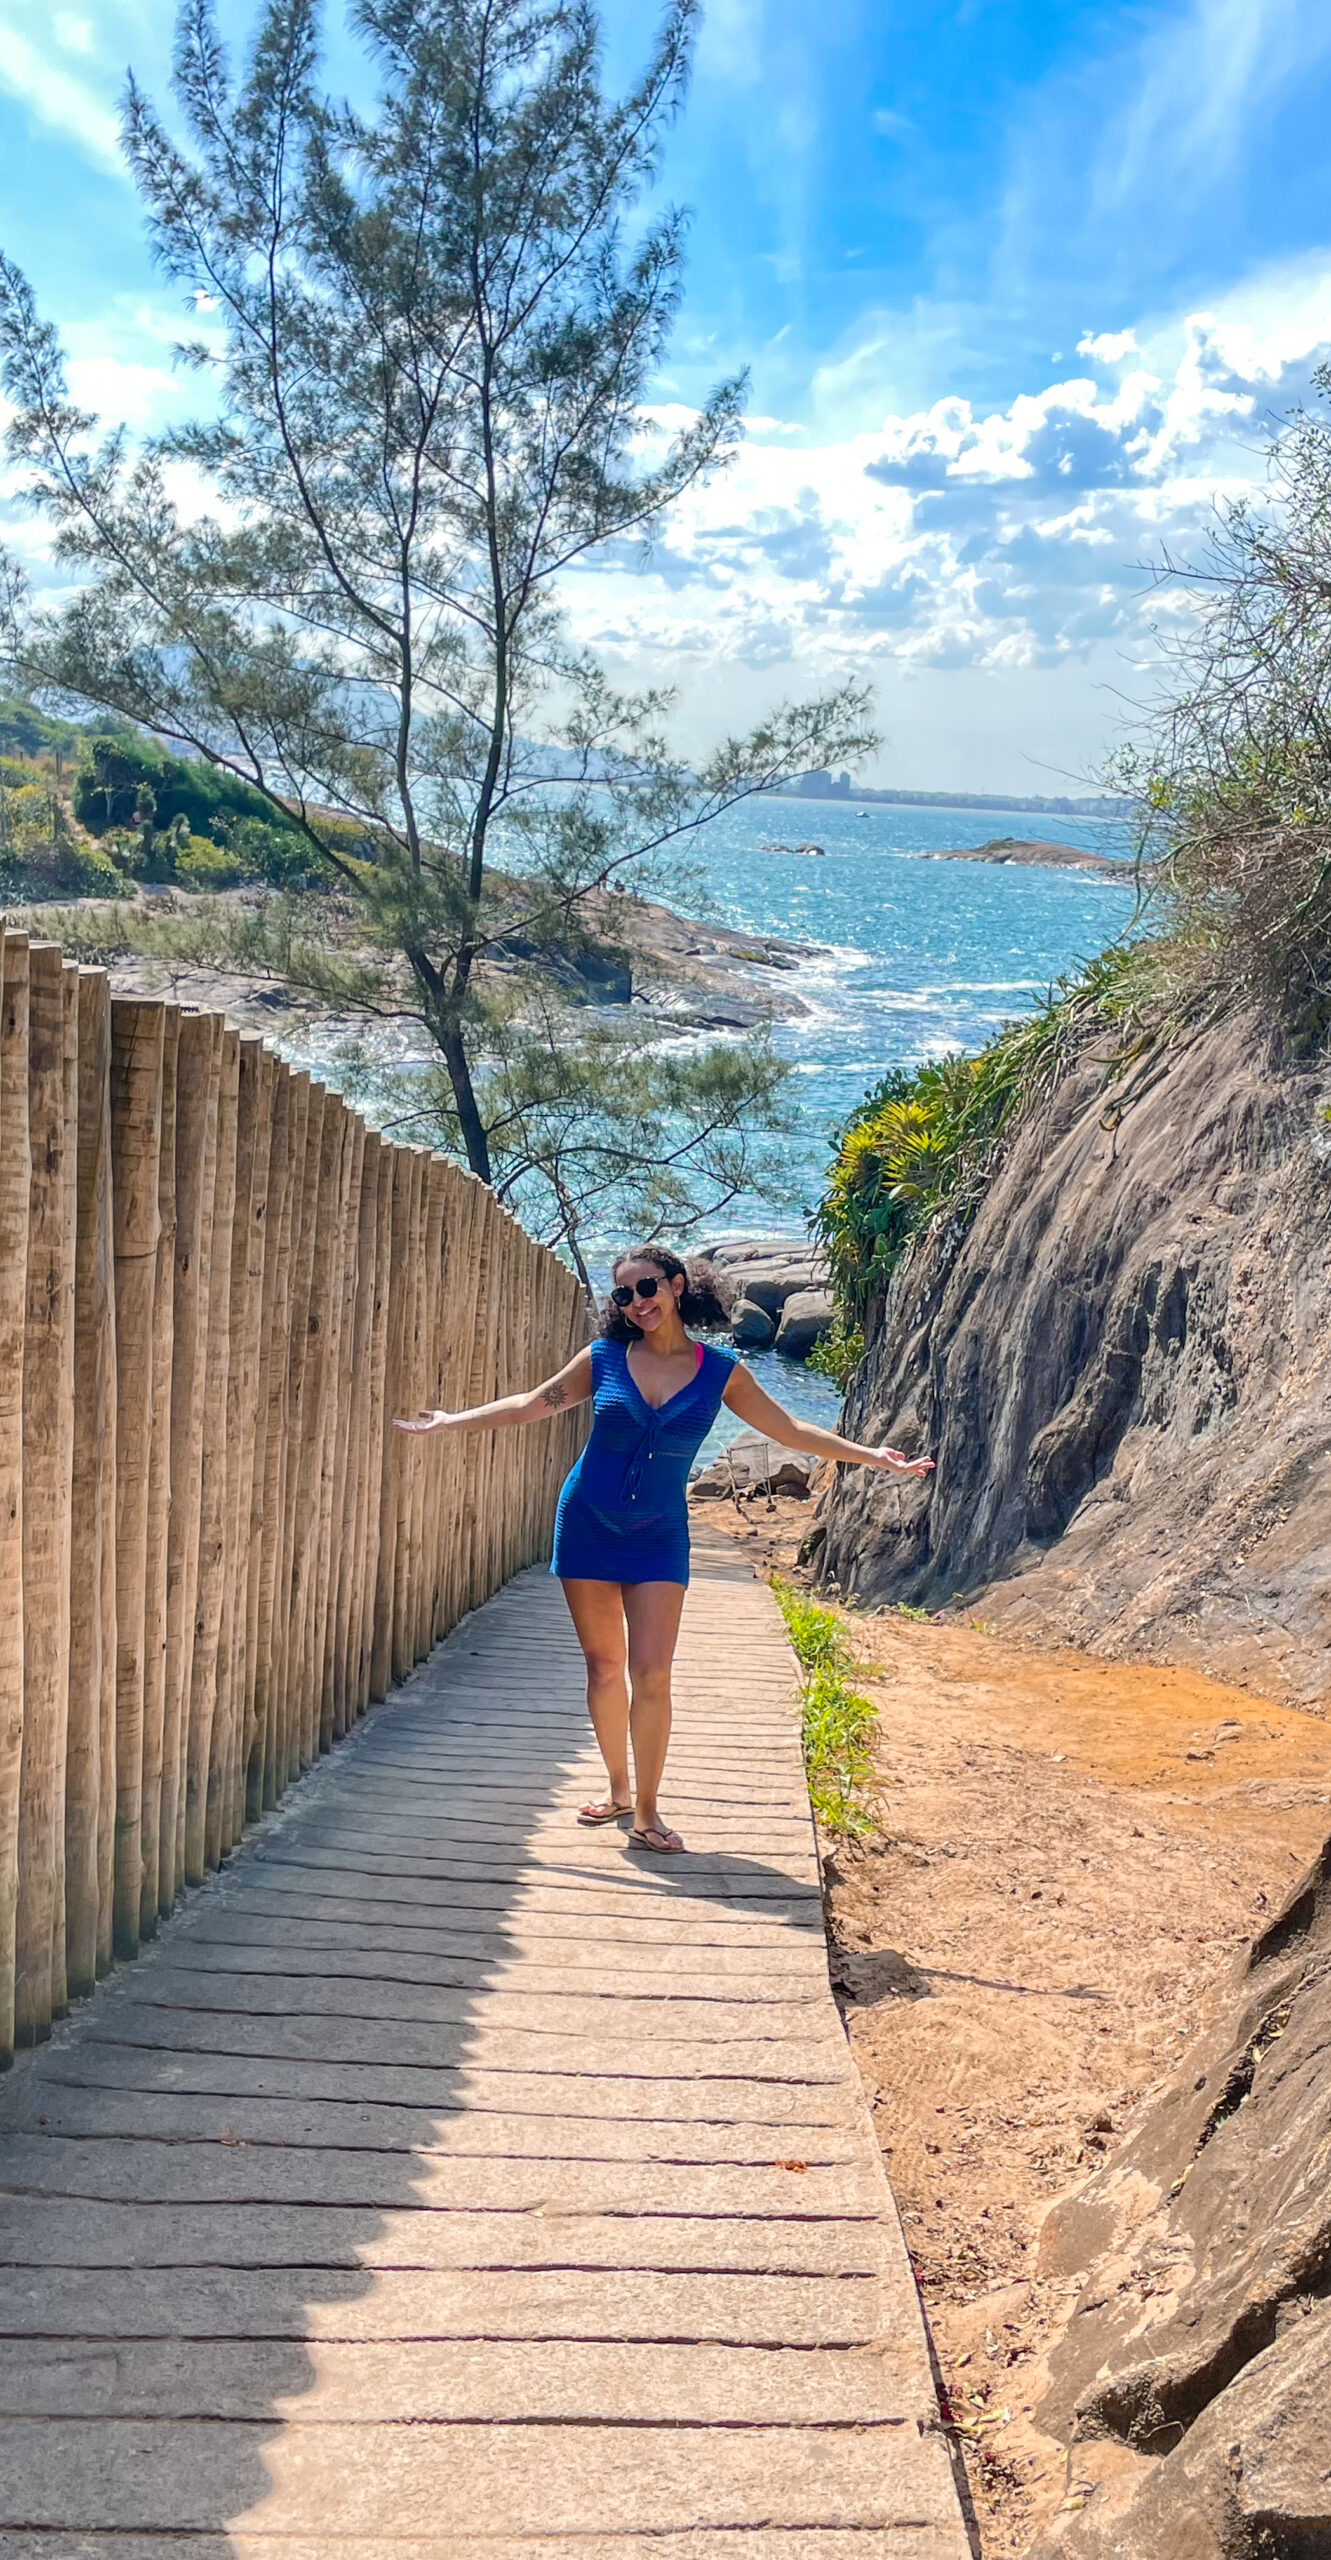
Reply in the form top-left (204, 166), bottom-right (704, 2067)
top-left (396, 1243), bottom-right (933, 1854)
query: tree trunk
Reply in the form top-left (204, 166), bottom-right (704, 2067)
top-left (437, 1008), bottom-right (492, 1184)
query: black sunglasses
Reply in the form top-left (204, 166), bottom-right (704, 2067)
top-left (610, 1275), bottom-right (662, 1307)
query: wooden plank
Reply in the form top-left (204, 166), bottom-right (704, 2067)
top-left (0, 2261), bottom-right (886, 2348)
top-left (0, 2418), bottom-right (957, 2539)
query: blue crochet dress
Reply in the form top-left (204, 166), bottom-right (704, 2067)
top-left (551, 1335), bottom-right (738, 1586)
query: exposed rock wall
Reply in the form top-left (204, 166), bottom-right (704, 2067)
top-left (815, 1015), bottom-right (1331, 1709)
top-left (1024, 1837), bottom-right (1331, 2558)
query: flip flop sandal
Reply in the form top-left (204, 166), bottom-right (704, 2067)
top-left (628, 1823), bottom-right (685, 1854)
top-left (577, 1799), bottom-right (633, 1826)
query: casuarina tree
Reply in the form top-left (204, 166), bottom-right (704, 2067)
top-left (0, 0), bottom-right (872, 1265)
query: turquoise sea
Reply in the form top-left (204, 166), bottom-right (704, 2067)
top-left (638, 794), bottom-right (1141, 1457)
top-left (657, 792), bottom-right (1139, 1248)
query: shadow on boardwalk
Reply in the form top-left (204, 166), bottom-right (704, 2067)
top-left (0, 1526), bottom-right (970, 2556)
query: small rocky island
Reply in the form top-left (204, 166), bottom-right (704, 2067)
top-left (922, 834), bottom-right (1136, 881)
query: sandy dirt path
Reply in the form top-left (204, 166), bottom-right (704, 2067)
top-left (701, 1493), bottom-right (1331, 2556)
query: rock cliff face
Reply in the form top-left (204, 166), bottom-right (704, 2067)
top-left (1024, 1838), bottom-right (1331, 2558)
top-left (815, 1014), bottom-right (1331, 1710)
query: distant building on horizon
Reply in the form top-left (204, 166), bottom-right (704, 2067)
top-left (796, 769), bottom-right (852, 798)
top-left (785, 769), bottom-right (1132, 821)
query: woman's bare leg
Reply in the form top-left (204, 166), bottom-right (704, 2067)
top-left (623, 1580), bottom-right (687, 1844)
top-left (560, 1578), bottom-right (632, 1809)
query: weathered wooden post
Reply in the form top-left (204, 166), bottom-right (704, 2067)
top-left (282, 1082), bottom-right (325, 1780)
top-left (139, 1007), bottom-right (179, 1935)
top-left (218, 1037), bottom-right (271, 1853)
top-left (313, 1099), bottom-right (355, 1755)
top-left (162, 1013), bottom-right (220, 1915)
top-left (109, 996), bottom-right (164, 1963)
top-left (0, 935), bottom-right (30, 2062)
top-left (246, 1051), bottom-right (287, 1822)
top-left (324, 1113), bottom-right (364, 1746)
top-left (294, 1090), bottom-right (341, 1769)
top-left (186, 1027), bottom-right (238, 1884)
top-left (356, 1138), bottom-right (393, 1716)
top-left (65, 969), bottom-right (116, 1999)
top-left (330, 1122), bottom-right (374, 1740)
top-left (371, 1144), bottom-right (410, 1701)
top-left (14, 951), bottom-right (78, 2039)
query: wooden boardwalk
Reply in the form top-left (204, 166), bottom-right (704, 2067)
top-left (0, 1525), bottom-right (970, 2557)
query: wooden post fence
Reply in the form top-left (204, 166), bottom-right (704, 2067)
top-left (0, 941), bottom-right (588, 2065)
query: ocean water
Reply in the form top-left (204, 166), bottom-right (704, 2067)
top-left (635, 794), bottom-right (1139, 1239)
top-left (292, 790), bottom-right (1141, 1454)
top-left (654, 795), bottom-right (1140, 1459)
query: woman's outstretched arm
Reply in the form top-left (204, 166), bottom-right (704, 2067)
top-left (721, 1362), bottom-right (934, 1475)
top-left (394, 1346), bottom-right (595, 1436)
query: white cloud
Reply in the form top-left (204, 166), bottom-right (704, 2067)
top-left (1091, 0), bottom-right (1322, 220)
top-left (557, 276), bottom-right (1331, 771)
top-left (1078, 330), bottom-right (1139, 364)
top-left (0, 19), bottom-right (124, 174)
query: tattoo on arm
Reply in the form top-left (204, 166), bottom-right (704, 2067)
top-left (540, 1380), bottom-right (566, 1410)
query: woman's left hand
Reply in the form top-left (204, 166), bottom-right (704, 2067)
top-left (869, 1447), bottom-right (934, 1475)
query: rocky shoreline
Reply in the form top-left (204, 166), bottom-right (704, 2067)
top-left (24, 880), bottom-right (823, 1046)
top-left (695, 1233), bottom-right (833, 1359)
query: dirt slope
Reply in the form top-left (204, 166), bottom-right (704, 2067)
top-left (815, 1012), bottom-right (1331, 1710)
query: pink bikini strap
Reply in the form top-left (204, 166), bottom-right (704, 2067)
top-left (694, 1341), bottom-right (705, 1372)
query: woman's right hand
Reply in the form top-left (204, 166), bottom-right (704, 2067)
top-left (393, 1409), bottom-right (457, 1434)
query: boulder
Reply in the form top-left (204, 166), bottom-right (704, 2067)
top-left (699, 1236), bottom-right (830, 1340)
top-left (775, 1287), bottom-right (833, 1359)
top-left (1025, 1832), bottom-right (1331, 2559)
top-left (691, 1430), bottom-right (819, 1500)
top-left (1029, 2307), bottom-right (1331, 2559)
top-left (729, 1295), bottom-right (775, 1348)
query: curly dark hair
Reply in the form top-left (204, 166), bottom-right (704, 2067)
top-left (600, 1243), bottom-right (719, 1342)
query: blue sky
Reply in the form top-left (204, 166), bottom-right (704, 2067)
top-left (3, 0), bottom-right (1331, 791)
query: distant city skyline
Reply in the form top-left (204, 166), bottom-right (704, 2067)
top-left (1, 0), bottom-right (1330, 790)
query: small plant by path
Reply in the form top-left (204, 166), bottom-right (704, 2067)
top-left (772, 1577), bottom-right (881, 1837)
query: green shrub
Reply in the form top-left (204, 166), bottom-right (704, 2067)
top-left (73, 733), bottom-right (302, 850)
top-left (814, 944), bottom-right (1163, 1323)
top-left (771, 1576), bottom-right (881, 1837)
top-left (175, 833), bottom-right (249, 889)
top-left (807, 1313), bottom-right (864, 1390)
